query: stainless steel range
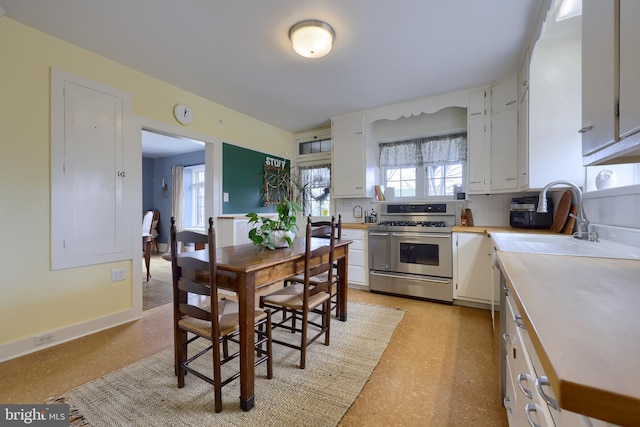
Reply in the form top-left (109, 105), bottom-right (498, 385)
top-left (368, 202), bottom-right (456, 303)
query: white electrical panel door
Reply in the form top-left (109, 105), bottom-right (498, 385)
top-left (51, 69), bottom-right (131, 269)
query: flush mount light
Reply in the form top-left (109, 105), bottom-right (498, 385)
top-left (289, 20), bottom-right (335, 59)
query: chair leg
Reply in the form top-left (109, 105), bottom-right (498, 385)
top-left (213, 336), bottom-right (223, 413)
top-left (324, 299), bottom-right (331, 346)
top-left (299, 308), bottom-right (308, 369)
top-left (175, 329), bottom-right (187, 388)
top-left (266, 310), bottom-right (273, 379)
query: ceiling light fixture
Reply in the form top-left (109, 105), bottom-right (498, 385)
top-left (289, 20), bottom-right (335, 59)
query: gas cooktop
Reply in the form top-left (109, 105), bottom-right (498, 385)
top-left (377, 220), bottom-right (448, 228)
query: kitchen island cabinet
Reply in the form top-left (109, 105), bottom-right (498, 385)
top-left (496, 251), bottom-right (640, 426)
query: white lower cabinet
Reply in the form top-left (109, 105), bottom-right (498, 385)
top-left (504, 286), bottom-right (610, 427)
top-left (453, 232), bottom-right (495, 306)
top-left (342, 228), bottom-right (367, 288)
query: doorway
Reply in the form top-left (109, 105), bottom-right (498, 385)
top-left (141, 129), bottom-right (207, 310)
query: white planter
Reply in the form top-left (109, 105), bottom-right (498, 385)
top-left (267, 230), bottom-right (296, 248)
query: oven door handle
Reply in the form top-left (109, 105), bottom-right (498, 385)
top-left (370, 271), bottom-right (451, 284)
top-left (391, 233), bottom-right (451, 238)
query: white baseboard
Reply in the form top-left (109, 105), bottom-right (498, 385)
top-left (0, 308), bottom-right (142, 363)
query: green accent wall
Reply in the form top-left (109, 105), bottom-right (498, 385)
top-left (222, 143), bottom-right (289, 214)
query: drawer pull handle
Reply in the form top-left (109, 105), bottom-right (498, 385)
top-left (536, 376), bottom-right (560, 410)
top-left (502, 333), bottom-right (514, 344)
top-left (514, 314), bottom-right (526, 329)
top-left (517, 373), bottom-right (533, 398)
top-left (525, 402), bottom-right (542, 427)
top-left (503, 396), bottom-right (513, 414)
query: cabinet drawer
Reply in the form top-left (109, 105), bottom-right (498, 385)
top-left (348, 265), bottom-right (367, 285)
top-left (346, 238), bottom-right (365, 251)
top-left (349, 248), bottom-right (365, 267)
top-left (342, 228), bottom-right (366, 240)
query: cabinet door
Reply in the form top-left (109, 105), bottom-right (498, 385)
top-left (331, 112), bottom-right (364, 139)
top-left (519, 48), bottom-right (530, 104)
top-left (332, 136), bottom-right (366, 197)
top-left (51, 69), bottom-right (130, 269)
top-left (491, 108), bottom-right (518, 191)
top-left (455, 233), bottom-right (492, 302)
top-left (491, 76), bottom-right (518, 115)
top-left (581, 0), bottom-right (617, 156)
top-left (517, 91), bottom-right (529, 189)
top-left (467, 118), bottom-right (489, 193)
top-left (468, 89), bottom-right (487, 118)
top-left (619, 0), bottom-right (640, 139)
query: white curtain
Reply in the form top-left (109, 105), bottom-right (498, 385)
top-left (379, 133), bottom-right (467, 167)
top-left (163, 165), bottom-right (185, 257)
top-left (171, 165), bottom-right (184, 232)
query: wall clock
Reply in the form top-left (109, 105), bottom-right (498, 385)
top-left (173, 103), bottom-right (194, 125)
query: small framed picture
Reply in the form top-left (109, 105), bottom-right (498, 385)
top-left (353, 205), bottom-right (363, 218)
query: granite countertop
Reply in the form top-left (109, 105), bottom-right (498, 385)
top-left (496, 245), bottom-right (640, 425)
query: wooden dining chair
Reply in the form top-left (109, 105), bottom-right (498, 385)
top-left (259, 216), bottom-right (335, 369)
top-left (170, 217), bottom-right (273, 412)
top-left (283, 214), bottom-right (342, 316)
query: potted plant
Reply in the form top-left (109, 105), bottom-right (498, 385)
top-left (246, 198), bottom-right (303, 249)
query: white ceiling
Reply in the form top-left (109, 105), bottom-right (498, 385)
top-left (1, 0), bottom-right (548, 134)
top-left (141, 130), bottom-right (205, 159)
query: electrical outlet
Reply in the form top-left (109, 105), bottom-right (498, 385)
top-left (111, 268), bottom-right (126, 282)
top-left (35, 333), bottom-right (55, 346)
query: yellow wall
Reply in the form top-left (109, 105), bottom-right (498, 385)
top-left (0, 18), bottom-right (292, 349)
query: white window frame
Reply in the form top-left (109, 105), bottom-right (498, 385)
top-left (189, 165), bottom-right (206, 228)
top-left (294, 129), bottom-right (332, 218)
top-left (383, 160), bottom-right (466, 200)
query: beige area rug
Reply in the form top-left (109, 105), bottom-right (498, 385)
top-left (48, 303), bottom-right (405, 426)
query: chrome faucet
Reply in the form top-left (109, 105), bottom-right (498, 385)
top-left (537, 180), bottom-right (592, 240)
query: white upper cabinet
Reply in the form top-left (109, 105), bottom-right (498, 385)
top-left (468, 89), bottom-right (487, 118)
top-left (331, 112), bottom-right (378, 198)
top-left (582, 0), bottom-right (640, 164)
top-left (581, 0), bottom-right (617, 157)
top-left (331, 112), bottom-right (364, 139)
top-left (619, 0), bottom-right (640, 139)
top-left (491, 107), bottom-right (518, 191)
top-left (491, 76), bottom-right (518, 115)
top-left (490, 76), bottom-right (518, 192)
top-left (468, 89), bottom-right (490, 194)
top-left (518, 47), bottom-right (530, 104)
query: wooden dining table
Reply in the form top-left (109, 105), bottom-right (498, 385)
top-left (177, 236), bottom-right (352, 411)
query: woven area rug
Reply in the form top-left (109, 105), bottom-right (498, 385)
top-left (48, 302), bottom-right (405, 426)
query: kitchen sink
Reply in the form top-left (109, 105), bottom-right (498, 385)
top-left (491, 232), bottom-right (640, 260)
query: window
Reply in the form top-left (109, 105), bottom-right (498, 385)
top-left (299, 165), bottom-right (331, 216)
top-left (380, 133), bottom-right (466, 199)
top-left (385, 167), bottom-right (416, 197)
top-left (299, 139), bottom-right (331, 155)
top-left (184, 165), bottom-right (205, 228)
top-left (425, 162), bottom-right (463, 196)
top-left (295, 130), bottom-right (332, 216)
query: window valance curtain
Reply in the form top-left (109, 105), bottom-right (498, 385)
top-left (379, 133), bottom-right (467, 167)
